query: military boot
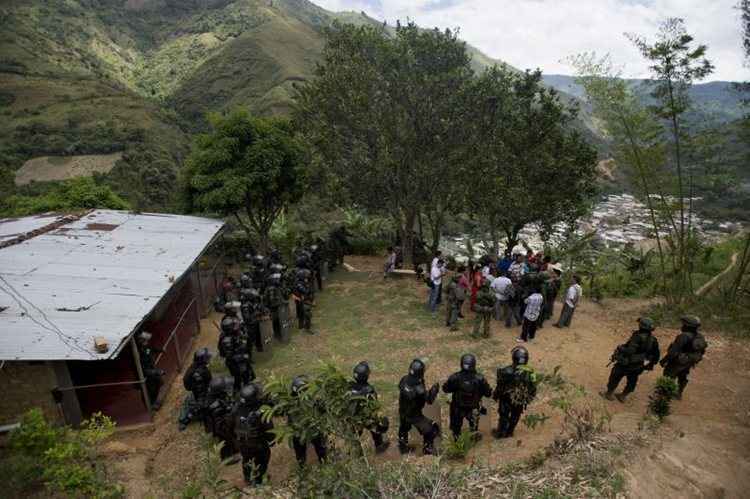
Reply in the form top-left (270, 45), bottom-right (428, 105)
top-left (599, 390), bottom-right (615, 401)
top-left (614, 393), bottom-right (628, 403)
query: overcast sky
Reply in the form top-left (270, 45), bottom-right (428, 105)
top-left (311, 0), bottom-right (747, 82)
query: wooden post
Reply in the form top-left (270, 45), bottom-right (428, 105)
top-left (130, 338), bottom-right (153, 415)
top-left (196, 266), bottom-right (205, 317)
top-left (173, 326), bottom-right (183, 370)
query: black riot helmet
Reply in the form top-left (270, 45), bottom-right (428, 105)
top-left (209, 376), bottom-right (230, 396)
top-left (296, 255), bottom-right (309, 269)
top-left (291, 375), bottom-right (308, 395)
top-left (269, 273), bottom-right (282, 286)
top-left (460, 353), bottom-right (477, 373)
top-left (253, 254), bottom-right (265, 266)
top-left (239, 383), bottom-right (261, 407)
top-left (353, 361), bottom-right (371, 384)
top-left (637, 317), bottom-right (655, 332)
top-left (241, 287), bottom-right (261, 303)
top-left (224, 301), bottom-right (240, 317)
top-left (511, 346), bottom-right (529, 366)
top-left (270, 249), bottom-right (281, 262)
top-left (408, 359), bottom-right (425, 379)
top-left (194, 347), bottom-right (212, 365)
top-left (681, 315), bottom-right (701, 332)
top-left (239, 273), bottom-right (252, 288)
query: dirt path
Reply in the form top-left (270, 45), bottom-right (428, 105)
top-left (696, 251), bottom-right (739, 296)
top-left (103, 256), bottom-right (750, 498)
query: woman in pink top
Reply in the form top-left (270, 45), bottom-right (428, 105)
top-left (457, 265), bottom-right (470, 318)
top-left (470, 263), bottom-right (483, 310)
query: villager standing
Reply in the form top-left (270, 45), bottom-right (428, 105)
top-left (554, 275), bottom-right (582, 328)
top-left (519, 286), bottom-right (543, 343)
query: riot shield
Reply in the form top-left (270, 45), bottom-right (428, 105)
top-left (321, 261), bottom-right (329, 282)
top-left (258, 317), bottom-right (274, 354)
top-left (277, 303), bottom-right (292, 344)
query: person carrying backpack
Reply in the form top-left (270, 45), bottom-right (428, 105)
top-left (660, 316), bottom-right (708, 400)
top-left (600, 317), bottom-right (660, 403)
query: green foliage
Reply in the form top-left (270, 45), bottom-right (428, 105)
top-left (443, 430), bottom-right (479, 460)
top-left (185, 110), bottom-right (306, 251)
top-left (3, 409), bottom-right (122, 498)
top-left (262, 362), bottom-right (384, 457)
top-left (522, 413), bottom-right (551, 430)
top-left (1, 176), bottom-right (130, 216)
top-left (648, 376), bottom-right (679, 421)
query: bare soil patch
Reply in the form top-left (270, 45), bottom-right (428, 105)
top-left (15, 152), bottom-right (123, 185)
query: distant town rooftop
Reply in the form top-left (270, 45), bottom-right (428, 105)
top-left (0, 210), bottom-right (224, 361)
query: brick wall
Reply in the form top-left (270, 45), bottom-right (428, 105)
top-left (0, 361), bottom-right (60, 426)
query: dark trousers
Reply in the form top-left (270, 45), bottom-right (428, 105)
top-left (145, 376), bottom-right (162, 406)
top-left (497, 398), bottom-right (524, 437)
top-left (606, 364), bottom-right (641, 395)
top-left (457, 299), bottom-right (465, 318)
top-left (270, 307), bottom-right (281, 339)
top-left (398, 414), bottom-right (439, 449)
top-left (664, 364), bottom-right (691, 396)
top-left (449, 404), bottom-right (479, 438)
top-left (520, 318), bottom-right (538, 341)
top-left (301, 302), bottom-right (312, 331)
top-left (557, 304), bottom-right (576, 327)
top-left (228, 361), bottom-right (253, 392)
top-left (239, 444), bottom-right (271, 485)
top-left (315, 270), bottom-right (323, 292)
top-left (446, 301), bottom-right (459, 330)
top-left (292, 435), bottom-right (327, 466)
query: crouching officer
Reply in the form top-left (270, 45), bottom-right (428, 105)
top-left (443, 353), bottom-right (492, 440)
top-left (492, 347), bottom-right (536, 439)
top-left (600, 317), bottom-right (660, 403)
top-left (398, 359), bottom-right (440, 455)
top-left (660, 315), bottom-right (708, 400)
top-left (204, 376), bottom-right (238, 461)
top-left (349, 361), bottom-right (390, 453)
top-left (289, 376), bottom-right (328, 466)
top-left (233, 383), bottom-right (274, 486)
top-left (179, 348), bottom-right (212, 431)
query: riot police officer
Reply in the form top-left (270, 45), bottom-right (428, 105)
top-left (310, 243), bottom-right (323, 291)
top-left (445, 274), bottom-right (461, 331)
top-left (600, 317), bottom-right (660, 402)
top-left (264, 272), bottom-right (285, 340)
top-left (398, 359), bottom-right (440, 455)
top-left (136, 331), bottom-right (165, 410)
top-left (442, 354), bottom-right (492, 440)
top-left (348, 361), bottom-right (390, 453)
top-left (492, 347), bottom-right (536, 439)
top-left (289, 376), bottom-right (328, 466)
top-left (660, 315), bottom-right (708, 400)
top-left (240, 287), bottom-right (265, 352)
top-left (293, 262), bottom-right (315, 334)
top-left (178, 348), bottom-right (212, 431)
top-left (218, 317), bottom-right (254, 392)
top-left (204, 376), bottom-right (237, 460)
top-left (251, 254), bottom-right (268, 293)
top-left (233, 383), bottom-right (274, 486)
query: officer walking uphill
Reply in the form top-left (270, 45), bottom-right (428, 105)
top-left (398, 359), bottom-right (441, 455)
top-left (492, 347), bottom-right (537, 439)
top-left (600, 317), bottom-right (660, 403)
top-left (442, 354), bottom-right (492, 441)
top-left (348, 361), bottom-right (390, 453)
top-left (660, 316), bottom-right (708, 400)
top-left (178, 348), bottom-right (212, 430)
top-left (233, 383), bottom-right (274, 486)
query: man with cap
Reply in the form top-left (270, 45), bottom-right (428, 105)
top-left (492, 347), bottom-right (537, 439)
top-left (178, 348), bottom-right (213, 430)
top-left (600, 317), bottom-right (661, 403)
top-left (348, 361), bottom-right (390, 453)
top-left (136, 331), bottom-right (165, 410)
top-left (660, 316), bottom-right (708, 400)
top-left (442, 354), bottom-right (492, 440)
top-left (232, 382), bottom-right (274, 486)
top-left (398, 359), bottom-right (441, 455)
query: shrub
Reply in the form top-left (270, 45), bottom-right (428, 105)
top-left (1, 177), bottom-right (130, 216)
top-left (648, 376), bottom-right (679, 421)
top-left (443, 430), bottom-right (478, 460)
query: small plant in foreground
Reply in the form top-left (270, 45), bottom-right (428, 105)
top-left (443, 430), bottom-right (478, 460)
top-left (648, 376), bottom-right (679, 420)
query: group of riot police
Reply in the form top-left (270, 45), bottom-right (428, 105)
top-left (601, 315), bottom-right (707, 403)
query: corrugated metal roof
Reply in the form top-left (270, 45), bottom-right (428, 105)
top-left (0, 210), bottom-right (224, 361)
top-left (0, 213), bottom-right (67, 241)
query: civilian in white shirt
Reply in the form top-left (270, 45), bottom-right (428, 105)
top-left (427, 258), bottom-right (445, 313)
top-left (491, 273), bottom-right (514, 327)
top-left (554, 275), bottom-right (582, 328)
top-left (519, 286), bottom-right (544, 342)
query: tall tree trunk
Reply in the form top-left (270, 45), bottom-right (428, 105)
top-left (401, 208), bottom-right (417, 266)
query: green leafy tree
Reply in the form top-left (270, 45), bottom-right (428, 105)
top-left (0, 176), bottom-right (129, 216)
top-left (185, 110), bottom-right (306, 251)
top-left (465, 66), bottom-right (598, 251)
top-left (294, 22), bottom-right (474, 264)
top-left (627, 18), bottom-right (714, 298)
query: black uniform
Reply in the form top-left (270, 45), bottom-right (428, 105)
top-left (310, 244), bottom-right (323, 292)
top-left (293, 268), bottom-right (314, 333)
top-left (264, 272), bottom-right (285, 340)
top-left (348, 362), bottom-right (390, 452)
top-left (241, 289), bottom-right (266, 353)
top-left (136, 334), bottom-right (164, 410)
top-left (660, 316), bottom-right (707, 399)
top-left (178, 348), bottom-right (212, 430)
top-left (442, 355), bottom-right (492, 439)
top-left (218, 318), bottom-right (254, 392)
top-left (204, 377), bottom-right (237, 459)
top-left (398, 360), bottom-right (440, 455)
top-left (233, 384), bottom-right (274, 486)
top-left (604, 324), bottom-right (660, 401)
top-left (493, 347), bottom-right (536, 439)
